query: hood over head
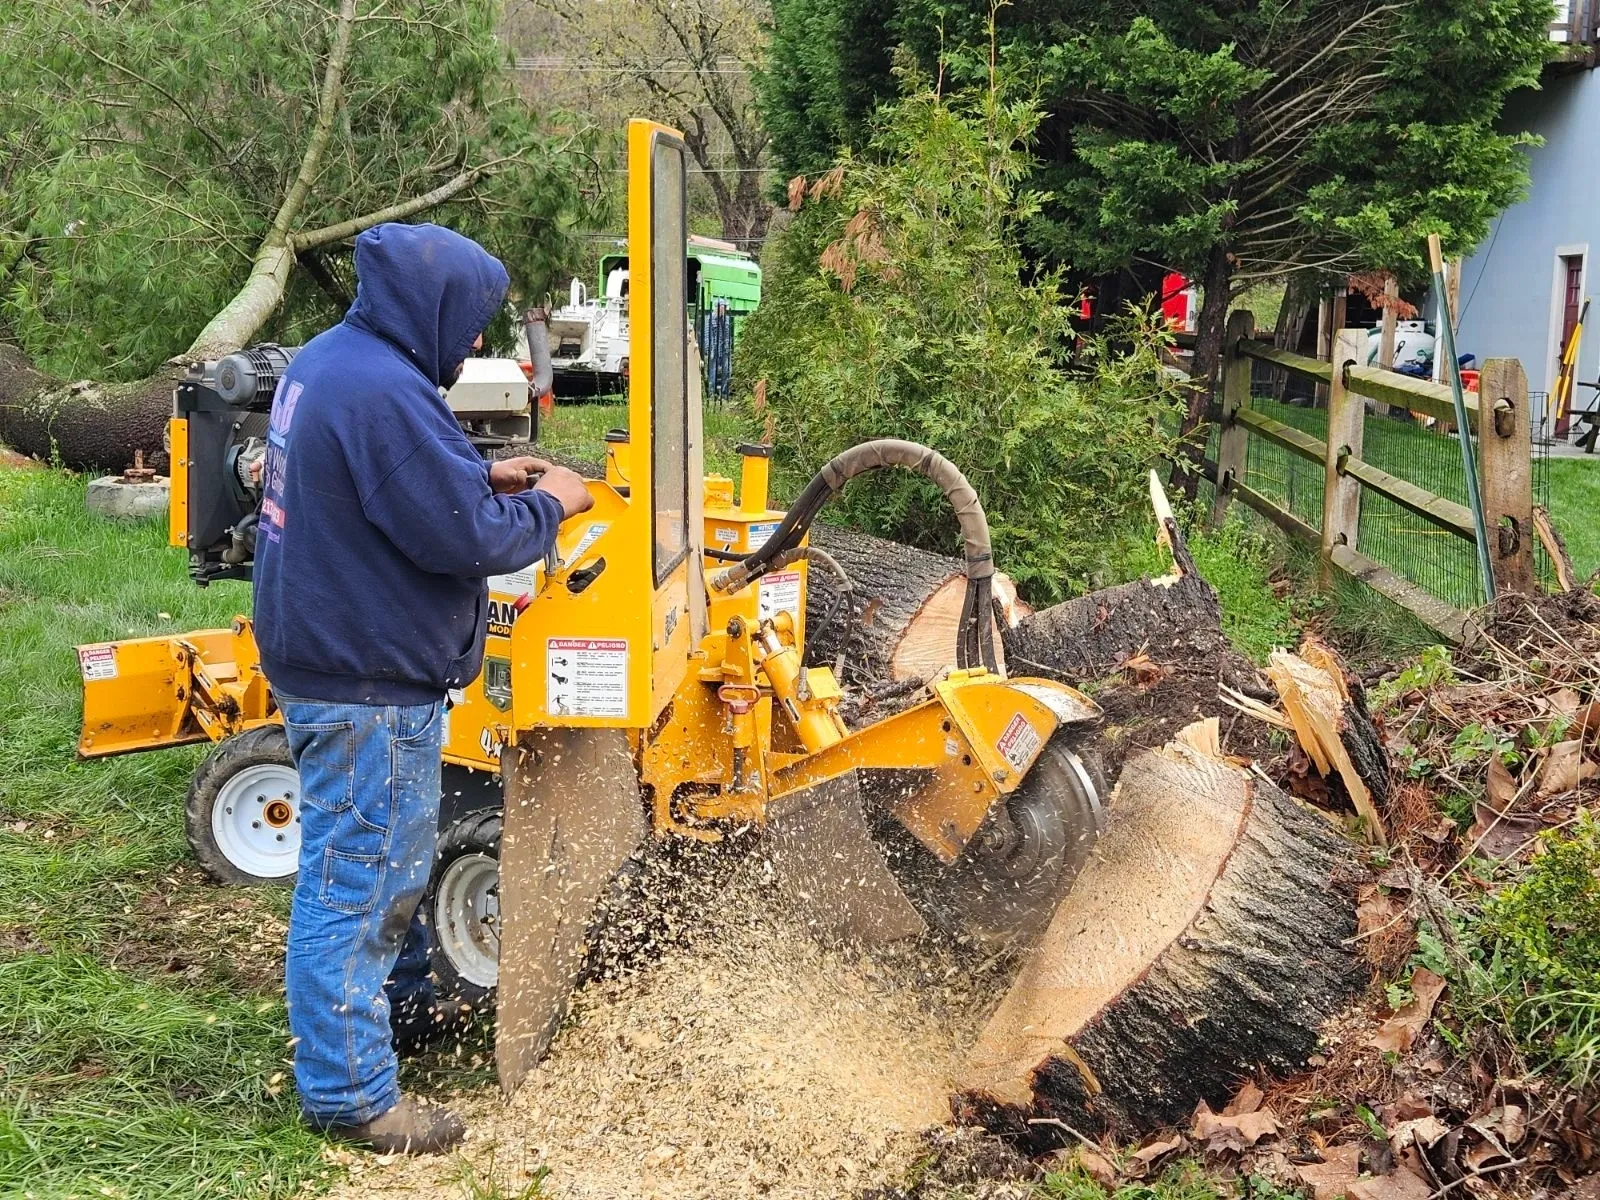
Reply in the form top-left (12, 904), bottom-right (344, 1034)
top-left (345, 223), bottom-right (510, 387)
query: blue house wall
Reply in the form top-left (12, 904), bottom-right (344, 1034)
top-left (1457, 69), bottom-right (1600, 427)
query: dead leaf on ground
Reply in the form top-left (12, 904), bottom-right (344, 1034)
top-left (1121, 651), bottom-right (1171, 688)
top-left (1387, 1117), bottom-right (1451, 1152)
top-left (1574, 701), bottom-right (1600, 739)
top-left (1470, 1104), bottom-right (1527, 1149)
top-left (1467, 801), bottom-right (1543, 860)
top-left (1539, 740), bottom-right (1586, 795)
top-left (1126, 1134), bottom-right (1186, 1176)
top-left (1050, 1146), bottom-right (1117, 1187)
top-left (1358, 885), bottom-right (1407, 940)
top-left (1225, 1081), bottom-right (1265, 1116)
top-left (1346, 1166), bottom-right (1434, 1200)
top-left (1380, 1094), bottom-right (1435, 1127)
top-left (1551, 688), bottom-right (1583, 715)
top-left (1192, 1099), bottom-right (1280, 1152)
top-left (1370, 968), bottom-right (1446, 1053)
top-left (1486, 757), bottom-right (1518, 811)
top-left (1293, 1144), bottom-right (1364, 1200)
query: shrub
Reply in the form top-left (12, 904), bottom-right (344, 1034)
top-left (735, 78), bottom-right (1184, 603)
top-left (1417, 812), bottom-right (1600, 1087)
top-left (1478, 812), bottom-right (1600, 1084)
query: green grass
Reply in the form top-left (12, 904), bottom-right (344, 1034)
top-left (1549, 456), bottom-right (1600, 580)
top-left (1039, 1156), bottom-right (1303, 1200)
top-left (0, 467), bottom-right (335, 1199)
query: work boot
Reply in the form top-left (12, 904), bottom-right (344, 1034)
top-left (390, 994), bottom-right (477, 1059)
top-left (325, 1095), bottom-right (466, 1155)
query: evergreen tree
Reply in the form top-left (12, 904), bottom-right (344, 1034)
top-left (0, 0), bottom-right (596, 465)
top-left (760, 0), bottom-right (1553, 441)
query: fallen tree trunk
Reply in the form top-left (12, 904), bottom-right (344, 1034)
top-left (954, 726), bottom-right (1367, 1149)
top-left (0, 345), bottom-right (179, 472)
top-left (0, 0), bottom-right (505, 473)
top-left (803, 523), bottom-right (1028, 687)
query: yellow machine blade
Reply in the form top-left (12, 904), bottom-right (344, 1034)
top-left (763, 774), bottom-right (927, 945)
top-left (495, 727), bottom-right (647, 1095)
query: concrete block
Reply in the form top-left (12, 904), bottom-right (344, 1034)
top-left (86, 475), bottom-right (169, 521)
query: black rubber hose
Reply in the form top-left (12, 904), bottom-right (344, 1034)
top-left (731, 440), bottom-right (997, 671)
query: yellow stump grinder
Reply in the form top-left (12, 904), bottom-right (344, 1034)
top-left (77, 119), bottom-right (1107, 1094)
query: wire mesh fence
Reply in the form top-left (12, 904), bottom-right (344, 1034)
top-left (1232, 384), bottom-right (1552, 611)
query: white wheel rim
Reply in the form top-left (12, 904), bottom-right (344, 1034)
top-left (435, 852), bottom-right (500, 989)
top-left (211, 762), bottom-right (301, 879)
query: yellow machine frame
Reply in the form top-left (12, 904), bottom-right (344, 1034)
top-left (77, 116), bottom-right (1097, 890)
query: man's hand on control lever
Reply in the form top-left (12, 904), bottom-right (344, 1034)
top-left (489, 456), bottom-right (595, 518)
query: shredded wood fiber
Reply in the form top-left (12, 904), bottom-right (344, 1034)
top-left (331, 861), bottom-right (997, 1199)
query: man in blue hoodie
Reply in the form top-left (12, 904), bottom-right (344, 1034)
top-left (253, 222), bottom-right (593, 1154)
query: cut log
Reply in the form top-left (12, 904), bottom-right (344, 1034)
top-left (953, 727), bottom-right (1367, 1149)
top-left (1002, 567), bottom-right (1227, 683)
top-left (803, 523), bottom-right (1028, 687)
top-left (1001, 555), bottom-right (1278, 773)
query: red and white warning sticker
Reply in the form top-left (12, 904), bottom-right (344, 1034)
top-left (78, 645), bottom-right (118, 682)
top-left (996, 712), bottom-right (1042, 771)
top-left (546, 637), bottom-right (628, 718)
top-left (758, 569), bottom-right (802, 624)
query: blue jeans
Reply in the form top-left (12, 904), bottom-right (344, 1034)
top-left (279, 696), bottom-right (442, 1127)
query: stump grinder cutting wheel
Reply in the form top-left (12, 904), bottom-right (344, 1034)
top-left (73, 117), bottom-right (1111, 1097)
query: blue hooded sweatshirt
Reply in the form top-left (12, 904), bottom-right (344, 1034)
top-left (251, 223), bottom-right (564, 705)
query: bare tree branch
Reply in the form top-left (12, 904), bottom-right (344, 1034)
top-left (293, 157), bottom-right (514, 250)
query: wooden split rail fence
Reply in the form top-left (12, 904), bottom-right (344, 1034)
top-left (1204, 310), bottom-right (1534, 642)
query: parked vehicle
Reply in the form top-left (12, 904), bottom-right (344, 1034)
top-left (538, 235), bottom-right (761, 400)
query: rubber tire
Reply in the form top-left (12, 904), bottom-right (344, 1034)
top-left (425, 811), bottom-right (656, 1011)
top-left (883, 733), bottom-right (1109, 947)
top-left (185, 724), bottom-right (300, 887)
top-left (425, 810), bottom-right (503, 1009)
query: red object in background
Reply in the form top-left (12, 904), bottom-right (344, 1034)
top-left (1161, 272), bottom-right (1192, 331)
top-left (1460, 369), bottom-right (1480, 393)
top-left (1080, 287), bottom-right (1095, 321)
top-left (517, 361), bottom-right (555, 417)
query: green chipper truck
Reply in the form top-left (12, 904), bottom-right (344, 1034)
top-left (545, 234), bottom-right (760, 400)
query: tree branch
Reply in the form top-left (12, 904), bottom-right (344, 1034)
top-left (267, 0), bottom-right (359, 245)
top-left (70, 39), bottom-right (233, 164)
top-left (292, 157), bottom-right (512, 251)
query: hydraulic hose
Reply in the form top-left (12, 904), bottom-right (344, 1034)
top-left (717, 439), bottom-right (998, 672)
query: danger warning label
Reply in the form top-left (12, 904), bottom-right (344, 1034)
top-left (78, 645), bottom-right (117, 682)
top-left (996, 712), bottom-right (1042, 771)
top-left (546, 638), bottom-right (628, 718)
top-left (758, 569), bottom-right (802, 625)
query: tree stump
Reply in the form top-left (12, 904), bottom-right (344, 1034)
top-left (953, 732), bottom-right (1367, 1150)
top-left (804, 523), bottom-right (1027, 687)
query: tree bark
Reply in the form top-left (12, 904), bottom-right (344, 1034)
top-left (802, 523), bottom-right (1027, 690)
top-left (1176, 242), bottom-right (1236, 499)
top-left (953, 735), bottom-right (1367, 1149)
top-left (0, 344), bottom-right (178, 471)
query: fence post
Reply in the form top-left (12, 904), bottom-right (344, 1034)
top-left (1210, 309), bottom-right (1256, 526)
top-left (1320, 328), bottom-right (1367, 583)
top-left (1378, 275), bottom-right (1398, 368)
top-left (1477, 357), bottom-right (1534, 596)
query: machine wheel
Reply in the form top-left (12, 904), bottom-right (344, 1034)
top-left (889, 735), bottom-right (1108, 947)
top-left (425, 812), bottom-right (661, 1009)
top-left (426, 811), bottom-right (504, 1008)
top-left (186, 725), bottom-right (302, 886)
